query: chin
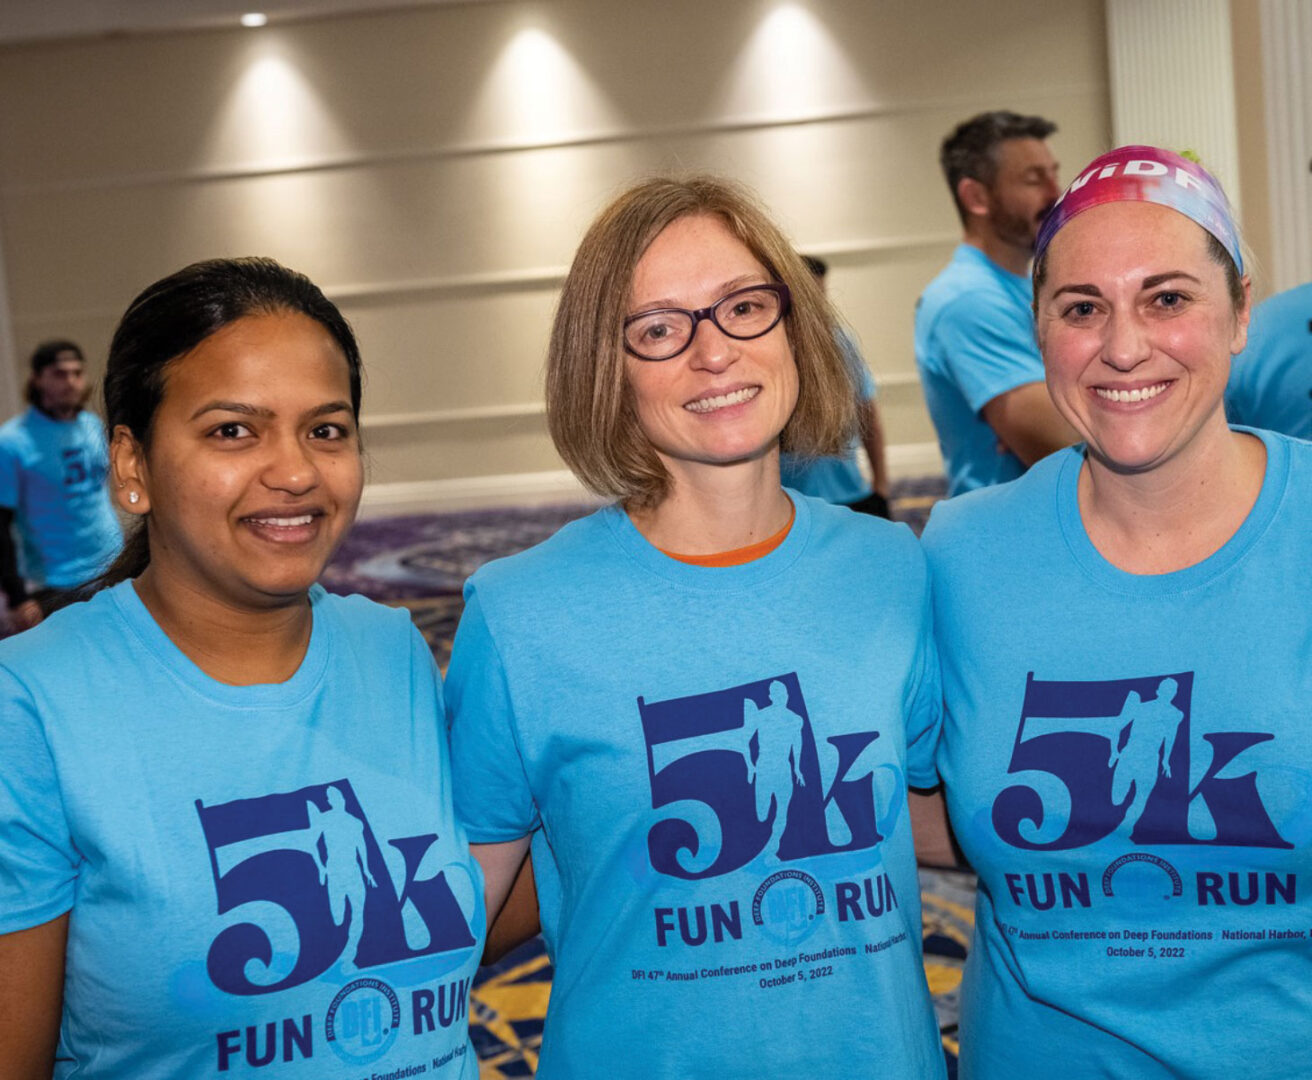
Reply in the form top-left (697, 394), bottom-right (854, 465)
top-left (1086, 437), bottom-right (1177, 474)
top-left (245, 570), bottom-right (325, 603)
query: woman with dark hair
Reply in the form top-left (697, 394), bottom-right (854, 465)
top-left (448, 177), bottom-right (945, 1078)
top-left (0, 258), bottom-right (483, 1078)
top-left (925, 147), bottom-right (1312, 1077)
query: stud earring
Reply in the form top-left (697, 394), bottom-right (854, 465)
top-left (128, 491), bottom-right (140, 505)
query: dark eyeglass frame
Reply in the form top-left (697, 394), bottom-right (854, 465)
top-left (622, 283), bottom-right (792, 362)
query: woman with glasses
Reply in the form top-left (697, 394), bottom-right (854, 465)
top-left (924, 146), bottom-right (1312, 1077)
top-left (448, 176), bottom-right (945, 1078)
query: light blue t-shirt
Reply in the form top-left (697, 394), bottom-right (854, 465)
top-left (914, 244), bottom-right (1046, 496)
top-left (780, 329), bottom-right (878, 504)
top-left (0, 407), bottom-right (122, 588)
top-left (923, 430), bottom-right (1312, 1079)
top-left (1226, 281), bottom-right (1311, 439)
top-left (0, 583), bottom-right (484, 1079)
top-left (448, 494), bottom-right (945, 1080)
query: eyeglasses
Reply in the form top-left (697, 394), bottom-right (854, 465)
top-left (623, 283), bottom-right (791, 361)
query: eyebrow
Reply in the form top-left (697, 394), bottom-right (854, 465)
top-left (1142, 271), bottom-right (1202, 289)
top-left (1051, 271), bottom-right (1204, 300)
top-left (630, 274), bottom-right (768, 314)
top-left (189, 400), bottom-right (354, 422)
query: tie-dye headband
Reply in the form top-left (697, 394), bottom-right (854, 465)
top-left (1034, 145), bottom-right (1243, 274)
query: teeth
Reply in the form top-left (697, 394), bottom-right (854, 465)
top-left (685, 386), bottom-right (760, 414)
top-left (251, 515), bottom-right (314, 527)
top-left (1095, 382), bottom-right (1169, 404)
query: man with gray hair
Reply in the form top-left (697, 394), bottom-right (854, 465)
top-left (915, 110), bottom-right (1075, 495)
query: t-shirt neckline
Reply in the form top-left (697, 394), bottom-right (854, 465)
top-left (601, 489), bottom-right (812, 588)
top-left (108, 580), bottom-right (333, 707)
top-left (1055, 426), bottom-right (1287, 596)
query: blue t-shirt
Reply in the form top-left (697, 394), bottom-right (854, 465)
top-left (780, 329), bottom-right (878, 504)
top-left (1226, 282), bottom-right (1311, 439)
top-left (448, 494), bottom-right (945, 1080)
top-left (923, 430), bottom-right (1312, 1079)
top-left (0, 407), bottom-right (122, 588)
top-left (0, 583), bottom-right (483, 1079)
top-left (914, 244), bottom-right (1046, 496)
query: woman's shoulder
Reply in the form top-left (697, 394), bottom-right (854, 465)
top-left (0, 585), bottom-right (125, 686)
top-left (804, 494), bottom-right (922, 562)
top-left (921, 448), bottom-right (1076, 558)
top-left (310, 586), bottom-right (423, 652)
top-left (464, 505), bottom-right (613, 597)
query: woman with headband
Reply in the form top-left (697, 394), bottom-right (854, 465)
top-left (923, 146), bottom-right (1312, 1077)
top-left (447, 176), bottom-right (945, 1078)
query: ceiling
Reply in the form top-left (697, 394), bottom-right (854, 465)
top-left (0, 0), bottom-right (486, 45)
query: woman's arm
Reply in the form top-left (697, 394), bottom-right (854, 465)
top-left (0, 913), bottom-right (68, 1078)
top-left (471, 837), bottom-right (531, 942)
top-left (482, 849), bottom-right (541, 965)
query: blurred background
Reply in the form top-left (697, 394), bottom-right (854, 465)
top-left (0, 0), bottom-right (1305, 512)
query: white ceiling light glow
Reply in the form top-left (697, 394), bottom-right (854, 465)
top-left (462, 23), bottom-right (620, 145)
top-left (201, 40), bottom-right (349, 171)
top-left (240, 13), bottom-right (269, 28)
top-left (714, 3), bottom-right (865, 120)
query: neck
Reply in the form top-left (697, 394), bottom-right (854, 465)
top-left (964, 231), bottom-right (1031, 277)
top-left (1078, 419), bottom-right (1266, 574)
top-left (627, 452), bottom-right (793, 555)
top-left (133, 566), bottom-right (314, 685)
top-left (34, 402), bottom-right (79, 422)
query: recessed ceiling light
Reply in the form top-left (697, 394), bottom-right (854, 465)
top-left (240, 12), bottom-right (268, 28)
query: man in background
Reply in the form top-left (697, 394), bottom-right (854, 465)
top-left (915, 110), bottom-right (1075, 496)
top-left (781, 255), bottom-right (892, 517)
top-left (1226, 280), bottom-right (1311, 440)
top-left (0, 340), bottom-right (122, 630)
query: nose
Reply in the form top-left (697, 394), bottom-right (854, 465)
top-left (685, 317), bottom-right (738, 374)
top-left (1103, 309), bottom-right (1151, 372)
top-left (262, 432), bottom-right (320, 495)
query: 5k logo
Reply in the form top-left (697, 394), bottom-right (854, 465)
top-left (196, 780), bottom-right (476, 996)
top-left (993, 672), bottom-right (1291, 851)
top-left (639, 673), bottom-right (895, 879)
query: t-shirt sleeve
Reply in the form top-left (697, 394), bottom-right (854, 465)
top-left (901, 563), bottom-right (943, 788)
top-left (935, 291), bottom-right (1044, 414)
top-left (446, 587), bottom-right (540, 843)
top-left (0, 437), bottom-right (20, 510)
top-left (0, 666), bottom-right (79, 933)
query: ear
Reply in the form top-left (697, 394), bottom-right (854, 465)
top-left (110, 425), bottom-right (152, 516)
top-left (1229, 274), bottom-right (1254, 356)
top-left (956, 176), bottom-right (992, 220)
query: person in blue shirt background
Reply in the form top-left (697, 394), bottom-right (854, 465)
top-left (0, 340), bottom-right (122, 631)
top-left (780, 255), bottom-right (891, 517)
top-left (915, 110), bottom-right (1075, 495)
top-left (1225, 279), bottom-right (1311, 439)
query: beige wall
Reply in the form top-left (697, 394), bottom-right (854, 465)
top-left (1230, 0), bottom-right (1274, 299)
top-left (0, 0), bottom-right (1111, 502)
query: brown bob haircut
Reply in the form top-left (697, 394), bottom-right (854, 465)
top-left (546, 175), bottom-right (856, 508)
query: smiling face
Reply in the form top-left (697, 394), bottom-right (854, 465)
top-left (1036, 201), bottom-right (1250, 475)
top-left (117, 310), bottom-right (364, 611)
top-left (624, 214), bottom-right (799, 490)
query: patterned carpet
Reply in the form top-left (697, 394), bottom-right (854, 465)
top-left (321, 478), bottom-right (972, 1077)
